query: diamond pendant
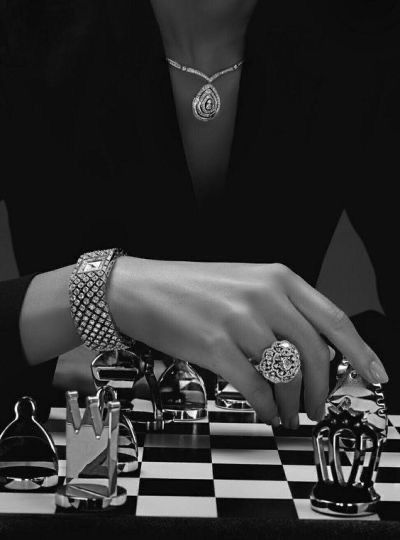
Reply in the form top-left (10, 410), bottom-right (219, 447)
top-left (192, 83), bottom-right (221, 122)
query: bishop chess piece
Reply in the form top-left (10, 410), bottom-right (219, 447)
top-left (311, 358), bottom-right (388, 516)
top-left (158, 359), bottom-right (207, 421)
top-left (91, 345), bottom-right (164, 430)
top-left (0, 396), bottom-right (58, 490)
top-left (55, 391), bottom-right (127, 510)
top-left (215, 375), bottom-right (253, 410)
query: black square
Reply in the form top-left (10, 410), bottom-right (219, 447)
top-left (139, 479), bottom-right (215, 497)
top-left (216, 498), bottom-right (297, 519)
top-left (213, 464), bottom-right (286, 481)
top-left (288, 481), bottom-right (314, 499)
top-left (142, 447), bottom-right (212, 463)
top-left (210, 435), bottom-right (276, 450)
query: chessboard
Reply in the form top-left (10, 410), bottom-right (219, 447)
top-left (1, 399), bottom-right (400, 520)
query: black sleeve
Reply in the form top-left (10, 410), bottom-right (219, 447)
top-left (0, 275), bottom-right (57, 429)
top-left (344, 12), bottom-right (400, 412)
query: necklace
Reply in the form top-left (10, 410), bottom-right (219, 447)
top-left (166, 58), bottom-right (244, 122)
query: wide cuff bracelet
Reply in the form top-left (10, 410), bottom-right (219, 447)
top-left (69, 249), bottom-right (135, 352)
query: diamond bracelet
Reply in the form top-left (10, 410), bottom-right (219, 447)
top-left (69, 249), bottom-right (135, 352)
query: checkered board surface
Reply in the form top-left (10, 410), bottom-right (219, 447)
top-left (1, 399), bottom-right (400, 520)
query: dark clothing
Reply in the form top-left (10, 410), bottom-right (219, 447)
top-left (1, 0), bottom-right (400, 423)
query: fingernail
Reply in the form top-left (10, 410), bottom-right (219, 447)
top-left (369, 359), bottom-right (389, 384)
top-left (289, 415), bottom-right (299, 430)
top-left (271, 416), bottom-right (281, 428)
top-left (328, 346), bottom-right (336, 362)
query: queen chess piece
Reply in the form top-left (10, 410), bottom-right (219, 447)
top-left (0, 396), bottom-right (58, 490)
top-left (158, 359), bottom-right (207, 421)
top-left (311, 357), bottom-right (388, 516)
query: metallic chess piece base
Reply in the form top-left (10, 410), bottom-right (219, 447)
top-left (55, 484), bottom-right (127, 511)
top-left (215, 395), bottom-right (253, 410)
top-left (162, 407), bottom-right (208, 421)
top-left (310, 482), bottom-right (380, 516)
top-left (0, 471), bottom-right (58, 491)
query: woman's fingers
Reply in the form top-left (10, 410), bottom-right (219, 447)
top-left (274, 371), bottom-right (302, 429)
top-left (272, 300), bottom-right (331, 420)
top-left (287, 274), bottom-right (389, 385)
top-left (216, 344), bottom-right (278, 424)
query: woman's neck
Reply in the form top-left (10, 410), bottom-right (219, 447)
top-left (150, 0), bottom-right (258, 73)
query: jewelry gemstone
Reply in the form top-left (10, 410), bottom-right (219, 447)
top-left (192, 84), bottom-right (221, 121)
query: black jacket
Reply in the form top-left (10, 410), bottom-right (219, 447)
top-left (1, 0), bottom-right (400, 424)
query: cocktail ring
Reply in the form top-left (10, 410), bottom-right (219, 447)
top-left (255, 340), bottom-right (301, 384)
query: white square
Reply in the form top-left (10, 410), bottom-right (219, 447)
top-left (136, 496), bottom-right (217, 517)
top-left (389, 415), bottom-right (400, 427)
top-left (214, 479), bottom-right (291, 499)
top-left (115, 477), bottom-right (140, 496)
top-left (209, 423), bottom-right (272, 437)
top-left (375, 483), bottom-right (400, 501)
top-left (283, 465), bottom-right (318, 482)
top-left (0, 493), bottom-right (56, 514)
top-left (211, 449), bottom-right (281, 465)
top-left (380, 452), bottom-right (400, 467)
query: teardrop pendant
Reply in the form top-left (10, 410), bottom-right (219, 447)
top-left (192, 83), bottom-right (221, 122)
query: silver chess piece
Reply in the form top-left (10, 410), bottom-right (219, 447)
top-left (311, 357), bottom-right (388, 516)
top-left (91, 346), bottom-right (164, 431)
top-left (0, 396), bottom-right (58, 490)
top-left (97, 385), bottom-right (138, 474)
top-left (55, 391), bottom-right (127, 510)
top-left (158, 359), bottom-right (208, 421)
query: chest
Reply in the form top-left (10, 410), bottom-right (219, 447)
top-left (168, 68), bottom-right (242, 209)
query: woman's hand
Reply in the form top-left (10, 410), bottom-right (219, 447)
top-left (109, 257), bottom-right (388, 427)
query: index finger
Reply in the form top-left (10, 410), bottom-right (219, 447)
top-left (287, 274), bottom-right (388, 385)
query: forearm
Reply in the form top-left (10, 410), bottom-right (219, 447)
top-left (19, 265), bottom-right (81, 365)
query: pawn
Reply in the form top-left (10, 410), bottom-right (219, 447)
top-left (158, 359), bottom-right (207, 421)
top-left (0, 396), bottom-right (58, 490)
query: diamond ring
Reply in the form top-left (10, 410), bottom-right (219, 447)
top-left (254, 340), bottom-right (301, 384)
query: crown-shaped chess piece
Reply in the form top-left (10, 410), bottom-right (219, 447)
top-left (97, 386), bottom-right (138, 474)
top-left (55, 391), bottom-right (127, 510)
top-left (311, 358), bottom-right (388, 516)
top-left (91, 345), bottom-right (164, 431)
top-left (0, 396), bottom-right (58, 490)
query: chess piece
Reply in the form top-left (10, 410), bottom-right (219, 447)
top-left (158, 359), bottom-right (207, 420)
top-left (91, 346), bottom-right (164, 431)
top-left (215, 375), bottom-right (253, 410)
top-left (55, 391), bottom-right (127, 510)
top-left (97, 386), bottom-right (138, 474)
top-left (311, 358), bottom-right (388, 516)
top-left (0, 396), bottom-right (58, 490)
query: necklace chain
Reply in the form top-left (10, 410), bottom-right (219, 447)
top-left (166, 58), bottom-right (244, 84)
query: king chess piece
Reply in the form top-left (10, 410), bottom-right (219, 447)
top-left (55, 391), bottom-right (127, 510)
top-left (158, 359), bottom-right (208, 421)
top-left (0, 396), bottom-right (58, 490)
top-left (311, 357), bottom-right (388, 516)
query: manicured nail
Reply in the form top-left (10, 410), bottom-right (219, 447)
top-left (328, 346), bottom-right (336, 362)
top-left (289, 415), bottom-right (299, 430)
top-left (369, 359), bottom-right (389, 384)
top-left (271, 416), bottom-right (280, 428)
